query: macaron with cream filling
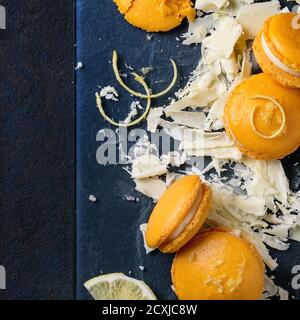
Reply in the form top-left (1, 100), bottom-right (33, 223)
top-left (145, 175), bottom-right (212, 253)
top-left (253, 13), bottom-right (300, 88)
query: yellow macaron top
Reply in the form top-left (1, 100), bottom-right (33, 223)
top-left (146, 175), bottom-right (202, 248)
top-left (114, 0), bottom-right (196, 32)
top-left (263, 13), bottom-right (300, 72)
top-left (172, 229), bottom-right (265, 300)
top-left (224, 73), bottom-right (300, 160)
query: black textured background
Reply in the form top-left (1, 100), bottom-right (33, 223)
top-left (0, 1), bottom-right (74, 299)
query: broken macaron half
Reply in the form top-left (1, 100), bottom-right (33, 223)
top-left (113, 0), bottom-right (196, 32)
top-left (145, 175), bottom-right (212, 253)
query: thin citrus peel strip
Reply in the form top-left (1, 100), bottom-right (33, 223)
top-left (95, 72), bottom-right (151, 127)
top-left (250, 95), bottom-right (286, 140)
top-left (112, 50), bottom-right (178, 99)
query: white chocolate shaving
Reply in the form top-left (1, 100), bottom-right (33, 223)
top-left (131, 154), bottom-right (168, 179)
top-left (195, 0), bottom-right (229, 12)
top-left (134, 177), bottom-right (167, 202)
top-left (237, 1), bottom-right (280, 39)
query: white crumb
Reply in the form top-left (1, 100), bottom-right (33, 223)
top-left (75, 62), bottom-right (83, 70)
top-left (146, 34), bottom-right (153, 41)
top-left (89, 195), bottom-right (97, 202)
top-left (124, 101), bottom-right (143, 124)
top-left (99, 86), bottom-right (119, 101)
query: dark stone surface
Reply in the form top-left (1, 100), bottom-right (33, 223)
top-left (0, 0), bottom-right (299, 301)
top-left (75, 0), bottom-right (199, 300)
top-left (76, 0), bottom-right (300, 300)
top-left (0, 1), bottom-right (74, 299)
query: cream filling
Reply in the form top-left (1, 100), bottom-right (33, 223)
top-left (261, 33), bottom-right (300, 78)
top-left (167, 187), bottom-right (204, 242)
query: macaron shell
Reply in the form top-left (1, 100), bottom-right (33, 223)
top-left (224, 73), bottom-right (300, 160)
top-left (253, 30), bottom-right (300, 89)
top-left (146, 176), bottom-right (202, 249)
top-left (263, 13), bottom-right (300, 73)
top-left (159, 184), bottom-right (212, 253)
top-left (114, 0), bottom-right (133, 13)
top-left (171, 230), bottom-right (265, 300)
top-left (114, 0), bottom-right (195, 32)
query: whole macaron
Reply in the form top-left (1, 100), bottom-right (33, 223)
top-left (114, 0), bottom-right (196, 32)
top-left (224, 73), bottom-right (300, 160)
top-left (253, 13), bottom-right (300, 88)
top-left (171, 229), bottom-right (265, 300)
top-left (145, 175), bottom-right (212, 253)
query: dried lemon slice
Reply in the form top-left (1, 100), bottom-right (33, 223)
top-left (84, 273), bottom-right (157, 300)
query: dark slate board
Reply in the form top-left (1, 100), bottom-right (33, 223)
top-left (0, 0), bottom-right (74, 299)
top-left (76, 0), bottom-right (300, 300)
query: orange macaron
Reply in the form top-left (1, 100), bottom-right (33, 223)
top-left (253, 13), bottom-right (300, 88)
top-left (171, 229), bottom-right (265, 300)
top-left (113, 0), bottom-right (196, 32)
top-left (224, 73), bottom-right (300, 160)
top-left (145, 175), bottom-right (212, 253)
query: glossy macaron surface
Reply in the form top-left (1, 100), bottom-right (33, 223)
top-left (172, 230), bottom-right (265, 300)
top-left (224, 73), bottom-right (300, 160)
